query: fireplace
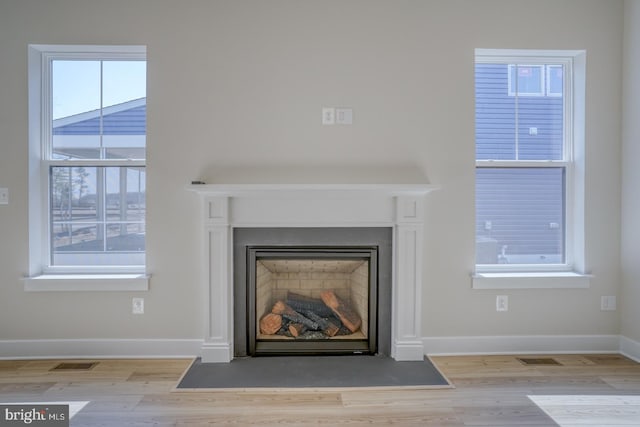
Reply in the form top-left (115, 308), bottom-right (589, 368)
top-left (187, 183), bottom-right (438, 363)
top-left (249, 247), bottom-right (377, 355)
top-left (233, 228), bottom-right (392, 357)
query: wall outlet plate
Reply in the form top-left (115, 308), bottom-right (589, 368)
top-left (601, 296), bottom-right (616, 311)
top-left (132, 297), bottom-right (144, 314)
top-left (0, 188), bottom-right (8, 205)
top-left (496, 295), bottom-right (508, 312)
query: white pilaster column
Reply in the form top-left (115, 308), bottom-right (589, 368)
top-left (200, 196), bottom-right (233, 362)
top-left (392, 195), bottom-right (425, 361)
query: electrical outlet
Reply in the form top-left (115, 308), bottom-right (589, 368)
top-left (601, 296), bottom-right (616, 311)
top-left (496, 295), bottom-right (508, 312)
top-left (132, 298), bottom-right (144, 314)
top-left (0, 188), bottom-right (8, 205)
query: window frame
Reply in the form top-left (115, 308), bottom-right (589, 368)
top-left (28, 45), bottom-right (147, 281)
top-left (475, 49), bottom-right (584, 275)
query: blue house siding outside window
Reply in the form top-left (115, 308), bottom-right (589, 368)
top-left (476, 63), bottom-right (563, 161)
top-left (53, 104), bottom-right (146, 135)
top-left (475, 61), bottom-right (566, 266)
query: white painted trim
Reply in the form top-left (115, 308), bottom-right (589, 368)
top-left (393, 340), bottom-right (426, 361)
top-left (472, 271), bottom-right (591, 289)
top-left (1, 336), bottom-right (627, 361)
top-left (423, 335), bottom-right (620, 356)
top-left (201, 342), bottom-right (233, 363)
top-left (476, 48), bottom-right (586, 61)
top-left (186, 183), bottom-right (439, 197)
top-left (189, 185), bottom-right (438, 362)
top-left (22, 274), bottom-right (150, 292)
top-left (620, 336), bottom-right (640, 363)
top-left (0, 339), bottom-right (201, 360)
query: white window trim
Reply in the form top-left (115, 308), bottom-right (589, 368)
top-left (472, 271), bottom-right (592, 290)
top-left (27, 44), bottom-right (149, 291)
top-left (474, 49), bottom-right (588, 289)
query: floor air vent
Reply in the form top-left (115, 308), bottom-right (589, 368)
top-left (584, 355), bottom-right (632, 365)
top-left (50, 362), bottom-right (98, 371)
top-left (517, 357), bottom-right (562, 366)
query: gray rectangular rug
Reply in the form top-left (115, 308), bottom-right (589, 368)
top-left (176, 355), bottom-right (451, 389)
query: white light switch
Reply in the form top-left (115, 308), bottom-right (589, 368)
top-left (601, 296), bottom-right (616, 311)
top-left (0, 188), bottom-right (8, 205)
top-left (336, 108), bottom-right (353, 125)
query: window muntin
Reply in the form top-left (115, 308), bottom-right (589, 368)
top-left (36, 47), bottom-right (146, 272)
top-left (476, 53), bottom-right (572, 270)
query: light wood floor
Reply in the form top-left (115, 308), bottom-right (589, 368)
top-left (1, 354), bottom-right (640, 426)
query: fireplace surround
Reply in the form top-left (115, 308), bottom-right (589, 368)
top-left (188, 183), bottom-right (438, 363)
top-left (235, 228), bottom-right (391, 357)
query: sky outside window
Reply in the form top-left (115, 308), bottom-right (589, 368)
top-left (52, 60), bottom-right (146, 120)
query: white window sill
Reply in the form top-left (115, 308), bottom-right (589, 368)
top-left (472, 271), bottom-right (591, 289)
top-left (23, 274), bottom-right (150, 292)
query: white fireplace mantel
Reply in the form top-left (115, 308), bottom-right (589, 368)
top-left (188, 183), bottom-right (439, 363)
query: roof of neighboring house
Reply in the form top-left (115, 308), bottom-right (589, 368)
top-left (53, 98), bottom-right (146, 135)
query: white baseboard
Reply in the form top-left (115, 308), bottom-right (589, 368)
top-left (423, 335), bottom-right (621, 356)
top-left (393, 340), bottom-right (426, 361)
top-left (0, 339), bottom-right (203, 360)
top-left (201, 342), bottom-right (233, 363)
top-left (620, 335), bottom-right (640, 362)
top-left (1, 335), bottom-right (632, 361)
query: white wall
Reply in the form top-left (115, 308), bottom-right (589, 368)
top-left (622, 0), bottom-right (640, 349)
top-left (0, 0), bottom-right (625, 355)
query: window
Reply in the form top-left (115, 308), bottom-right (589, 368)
top-left (475, 49), bottom-right (584, 274)
top-left (28, 45), bottom-right (147, 283)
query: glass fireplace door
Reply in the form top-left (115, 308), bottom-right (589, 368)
top-left (248, 247), bottom-right (377, 355)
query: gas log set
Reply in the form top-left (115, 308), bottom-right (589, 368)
top-left (259, 291), bottom-right (363, 339)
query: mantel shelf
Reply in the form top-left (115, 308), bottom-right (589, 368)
top-left (186, 183), bottom-right (439, 197)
